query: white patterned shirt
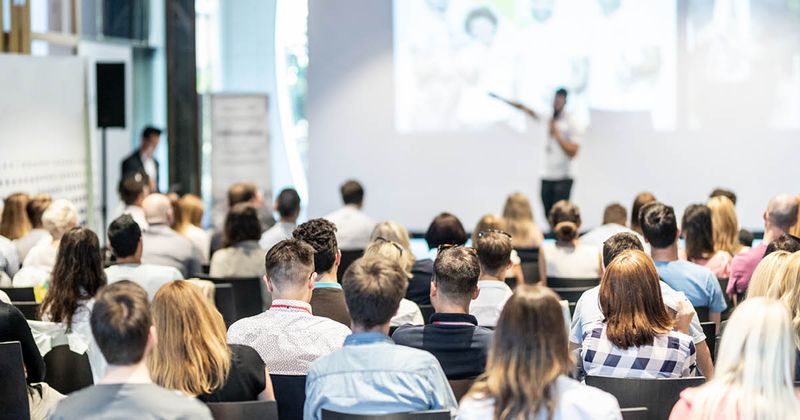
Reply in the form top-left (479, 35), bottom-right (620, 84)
top-left (226, 299), bottom-right (351, 375)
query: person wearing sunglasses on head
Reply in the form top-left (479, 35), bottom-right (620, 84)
top-left (470, 229), bottom-right (515, 327)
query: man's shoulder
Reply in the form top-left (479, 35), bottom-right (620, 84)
top-left (52, 384), bottom-right (210, 419)
top-left (309, 315), bottom-right (352, 335)
top-left (392, 324), bottom-right (425, 344)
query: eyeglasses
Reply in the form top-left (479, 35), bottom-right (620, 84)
top-left (375, 236), bottom-right (404, 256)
top-left (477, 229), bottom-right (512, 240)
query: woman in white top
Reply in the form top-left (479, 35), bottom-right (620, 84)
top-left (539, 200), bottom-right (601, 282)
top-left (15, 199), bottom-right (78, 287)
top-left (457, 285), bottom-right (620, 420)
top-left (363, 238), bottom-right (424, 326)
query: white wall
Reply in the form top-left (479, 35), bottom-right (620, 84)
top-left (306, 0), bottom-right (798, 232)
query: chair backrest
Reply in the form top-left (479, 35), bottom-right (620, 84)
top-left (206, 400), bottom-right (279, 420)
top-left (514, 248), bottom-right (540, 284)
top-left (0, 341), bottom-right (31, 420)
top-left (200, 277), bottom-right (263, 323)
top-left (321, 409), bottom-right (451, 420)
top-left (271, 374), bottom-right (307, 420)
top-left (448, 378), bottom-right (475, 402)
top-left (546, 277), bottom-right (599, 304)
top-left (337, 249), bottom-right (365, 281)
top-left (43, 344), bottom-right (94, 395)
top-left (419, 304), bottom-right (435, 325)
top-left (0, 287), bottom-right (35, 302)
top-left (699, 322), bottom-right (717, 363)
top-left (212, 283), bottom-right (236, 327)
top-left (585, 376), bottom-right (705, 420)
top-left (694, 306), bottom-right (710, 323)
top-left (620, 407), bottom-right (649, 420)
top-left (13, 301), bottom-right (40, 320)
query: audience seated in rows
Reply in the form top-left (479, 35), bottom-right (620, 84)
top-left (210, 203), bottom-right (266, 278)
top-left (458, 285), bottom-right (621, 419)
top-left (681, 203), bottom-right (732, 279)
top-left (502, 192), bottom-right (544, 248)
top-left (571, 233), bottom-right (714, 378)
top-left (293, 218), bottom-right (351, 327)
top-left (409, 212), bottom-right (468, 305)
top-left (670, 298), bottom-right (800, 419)
top-left (580, 250), bottom-right (697, 379)
top-left (728, 194), bottom-right (797, 295)
top-left (210, 181), bottom-right (274, 256)
top-left (539, 200), bottom-right (601, 281)
top-left (15, 199), bottom-right (78, 286)
top-left (141, 193), bottom-right (201, 278)
top-left (175, 194), bottom-right (210, 264)
top-left (48, 281), bottom-right (212, 420)
top-left (641, 202), bottom-right (727, 327)
top-left (14, 193), bottom-right (52, 262)
top-left (580, 202), bottom-right (639, 250)
top-left (260, 187), bottom-right (301, 252)
top-left (304, 256), bottom-right (456, 418)
top-left (472, 215), bottom-right (523, 284)
top-left (149, 280), bottom-right (274, 402)
top-left (324, 179), bottom-right (375, 251)
top-left (363, 239), bottom-right (424, 326)
top-left (471, 230), bottom-right (514, 327)
top-left (630, 191), bottom-right (657, 237)
top-left (226, 239), bottom-right (350, 375)
top-left (106, 215), bottom-right (183, 299)
top-left (392, 246), bottom-right (492, 379)
top-left (117, 171), bottom-right (151, 232)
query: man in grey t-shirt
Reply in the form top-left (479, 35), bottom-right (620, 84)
top-left (48, 281), bottom-right (211, 420)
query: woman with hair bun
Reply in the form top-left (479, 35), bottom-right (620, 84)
top-left (538, 200), bottom-right (601, 283)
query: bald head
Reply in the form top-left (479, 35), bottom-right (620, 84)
top-left (766, 194), bottom-right (798, 231)
top-left (142, 193), bottom-right (173, 225)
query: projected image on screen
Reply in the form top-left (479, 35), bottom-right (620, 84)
top-left (394, 0), bottom-right (677, 132)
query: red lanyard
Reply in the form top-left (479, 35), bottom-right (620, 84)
top-left (271, 304), bottom-right (312, 315)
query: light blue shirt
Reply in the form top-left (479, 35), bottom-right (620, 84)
top-left (304, 332), bottom-right (457, 420)
top-left (655, 260), bottom-right (727, 313)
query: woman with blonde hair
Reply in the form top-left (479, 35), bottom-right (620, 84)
top-left (670, 298), bottom-right (800, 419)
top-left (176, 194), bottom-right (210, 264)
top-left (707, 196), bottom-right (745, 256)
top-left (1, 192), bottom-right (32, 240)
top-left (368, 221), bottom-right (416, 275)
top-left (502, 192), bottom-right (544, 248)
top-left (745, 251), bottom-right (792, 299)
top-left (149, 280), bottom-right (273, 401)
top-left (473, 215), bottom-right (524, 285)
top-left (363, 240), bottom-right (425, 326)
top-left (457, 285), bottom-right (621, 419)
top-left (15, 200), bottom-right (79, 286)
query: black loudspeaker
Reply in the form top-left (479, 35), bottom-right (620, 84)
top-left (96, 63), bottom-right (126, 128)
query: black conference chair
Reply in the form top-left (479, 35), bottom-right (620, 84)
top-left (718, 278), bottom-right (733, 320)
top-left (12, 301), bottom-right (40, 321)
top-left (213, 283), bottom-right (237, 327)
top-left (513, 248), bottom-right (540, 284)
top-left (337, 249), bottom-right (365, 281)
top-left (418, 304), bottom-right (435, 325)
top-left (1, 287), bottom-right (35, 302)
top-left (0, 341), bottom-right (30, 420)
top-left (43, 345), bottom-right (94, 395)
top-left (207, 400), bottom-right (279, 420)
top-left (321, 410), bottom-right (451, 420)
top-left (585, 376), bottom-right (705, 420)
top-left (699, 322), bottom-right (717, 363)
top-left (448, 378), bottom-right (475, 402)
top-left (546, 277), bottom-right (599, 303)
top-left (620, 407), bottom-right (649, 420)
top-left (199, 276), bottom-right (263, 323)
top-left (271, 374), bottom-right (307, 420)
top-left (694, 306), bottom-right (710, 323)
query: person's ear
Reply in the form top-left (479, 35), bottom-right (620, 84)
top-left (506, 260), bottom-right (513, 270)
top-left (137, 238), bottom-right (143, 254)
top-left (675, 227), bottom-right (681, 242)
top-left (309, 272), bottom-right (318, 289)
top-left (430, 281), bottom-right (438, 298)
top-left (145, 324), bottom-right (158, 354)
top-left (263, 274), bottom-right (275, 294)
top-left (335, 249), bottom-right (342, 267)
top-left (471, 286), bottom-right (481, 300)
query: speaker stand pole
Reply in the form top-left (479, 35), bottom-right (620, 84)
top-left (101, 127), bottom-right (108, 241)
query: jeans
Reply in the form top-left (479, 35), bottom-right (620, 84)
top-left (541, 178), bottom-right (574, 218)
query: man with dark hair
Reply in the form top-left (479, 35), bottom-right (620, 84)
top-left (210, 181), bottom-right (275, 256)
top-left (49, 281), bottom-right (212, 419)
top-left (640, 202), bottom-right (726, 327)
top-left (580, 202), bottom-right (643, 249)
top-left (729, 194), bottom-right (798, 295)
top-left (227, 239), bottom-right (350, 375)
top-left (259, 188), bottom-right (301, 252)
top-left (470, 230), bottom-right (514, 326)
top-left (106, 215), bottom-right (183, 299)
top-left (765, 233), bottom-right (800, 256)
top-left (570, 232), bottom-right (715, 379)
top-left (408, 212), bottom-right (469, 306)
top-left (293, 218), bottom-right (351, 326)
top-left (304, 256), bottom-right (456, 419)
top-left (15, 194), bottom-right (52, 261)
top-left (121, 126), bottom-right (162, 192)
top-left (324, 179), bottom-right (375, 251)
top-left (116, 171), bottom-right (150, 231)
top-left (393, 247), bottom-right (491, 379)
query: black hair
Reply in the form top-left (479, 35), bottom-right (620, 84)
top-left (681, 204), bottom-right (714, 261)
top-left (223, 203), bottom-right (262, 247)
top-left (555, 87), bottom-right (568, 97)
top-left (425, 212), bottom-right (467, 250)
top-left (709, 188), bottom-right (737, 205)
top-left (765, 233), bottom-right (800, 256)
top-left (602, 232), bottom-right (644, 267)
top-left (141, 126), bottom-right (162, 140)
top-left (639, 202), bottom-right (678, 249)
top-left (340, 180), bottom-right (365, 206)
top-left (276, 188), bottom-right (301, 218)
top-left (108, 214), bottom-right (142, 258)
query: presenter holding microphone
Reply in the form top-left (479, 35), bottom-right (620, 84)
top-left (493, 88), bottom-right (582, 218)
